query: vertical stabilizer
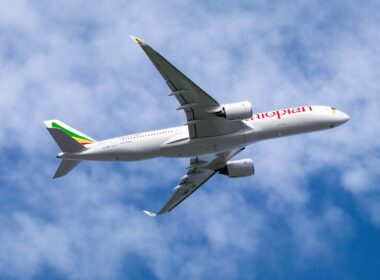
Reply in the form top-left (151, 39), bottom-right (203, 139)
top-left (44, 119), bottom-right (96, 145)
top-left (46, 128), bottom-right (86, 153)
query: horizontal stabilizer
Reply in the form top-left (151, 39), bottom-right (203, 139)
top-left (142, 210), bottom-right (158, 217)
top-left (54, 160), bottom-right (81, 178)
top-left (47, 128), bottom-right (86, 153)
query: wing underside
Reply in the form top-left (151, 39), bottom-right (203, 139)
top-left (130, 36), bottom-right (249, 138)
top-left (130, 36), bottom-right (249, 216)
top-left (143, 148), bottom-right (243, 216)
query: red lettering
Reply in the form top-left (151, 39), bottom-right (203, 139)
top-left (291, 107), bottom-right (301, 113)
top-left (275, 109), bottom-right (287, 119)
top-left (250, 105), bottom-right (313, 122)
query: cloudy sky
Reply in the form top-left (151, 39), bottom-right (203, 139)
top-left (1, 0), bottom-right (379, 279)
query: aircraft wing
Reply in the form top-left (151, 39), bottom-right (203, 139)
top-left (143, 148), bottom-right (243, 216)
top-left (130, 36), bottom-right (249, 138)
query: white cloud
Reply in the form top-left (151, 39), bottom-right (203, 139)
top-left (0, 0), bottom-right (379, 279)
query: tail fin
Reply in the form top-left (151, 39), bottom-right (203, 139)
top-left (46, 128), bottom-right (86, 153)
top-left (44, 120), bottom-right (95, 178)
top-left (54, 160), bottom-right (81, 178)
top-left (44, 120), bottom-right (96, 146)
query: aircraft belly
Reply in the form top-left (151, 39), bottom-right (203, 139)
top-left (161, 131), bottom-right (245, 158)
top-left (117, 139), bottom-right (162, 160)
top-left (73, 140), bottom-right (151, 161)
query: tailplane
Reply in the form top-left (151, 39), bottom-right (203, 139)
top-left (54, 160), bottom-right (81, 178)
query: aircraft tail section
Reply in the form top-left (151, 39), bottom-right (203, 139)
top-left (46, 128), bottom-right (84, 178)
top-left (46, 128), bottom-right (87, 153)
top-left (44, 120), bottom-right (96, 146)
top-left (44, 119), bottom-right (95, 178)
top-left (53, 160), bottom-right (81, 178)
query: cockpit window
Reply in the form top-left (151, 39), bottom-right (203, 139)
top-left (331, 107), bottom-right (337, 110)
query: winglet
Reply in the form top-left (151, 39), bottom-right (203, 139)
top-left (143, 210), bottom-right (157, 217)
top-left (129, 35), bottom-right (145, 46)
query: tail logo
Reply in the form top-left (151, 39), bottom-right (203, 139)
top-left (51, 122), bottom-right (95, 145)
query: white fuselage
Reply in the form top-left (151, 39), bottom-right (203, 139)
top-left (59, 105), bottom-right (349, 162)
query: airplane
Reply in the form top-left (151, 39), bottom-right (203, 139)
top-left (44, 36), bottom-right (350, 216)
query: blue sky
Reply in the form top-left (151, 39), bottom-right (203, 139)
top-left (0, 0), bottom-right (380, 279)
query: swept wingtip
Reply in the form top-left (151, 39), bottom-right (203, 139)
top-left (129, 35), bottom-right (145, 46)
top-left (143, 210), bottom-right (157, 217)
top-left (44, 119), bottom-right (55, 128)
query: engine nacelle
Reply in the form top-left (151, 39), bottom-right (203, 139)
top-left (216, 101), bottom-right (253, 120)
top-left (219, 159), bottom-right (254, 178)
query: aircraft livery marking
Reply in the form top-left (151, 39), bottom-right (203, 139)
top-left (51, 122), bottom-right (95, 145)
top-left (251, 106), bottom-right (313, 121)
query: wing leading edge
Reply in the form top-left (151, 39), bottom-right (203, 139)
top-left (129, 36), bottom-right (249, 216)
top-left (129, 36), bottom-right (249, 138)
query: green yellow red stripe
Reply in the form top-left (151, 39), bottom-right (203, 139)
top-left (52, 122), bottom-right (95, 145)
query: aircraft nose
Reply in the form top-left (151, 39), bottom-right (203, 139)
top-left (337, 111), bottom-right (350, 125)
top-left (342, 112), bottom-right (350, 122)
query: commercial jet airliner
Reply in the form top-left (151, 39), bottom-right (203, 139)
top-left (45, 36), bottom-right (350, 216)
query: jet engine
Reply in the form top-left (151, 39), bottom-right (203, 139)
top-left (219, 159), bottom-right (254, 178)
top-left (215, 101), bottom-right (253, 120)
